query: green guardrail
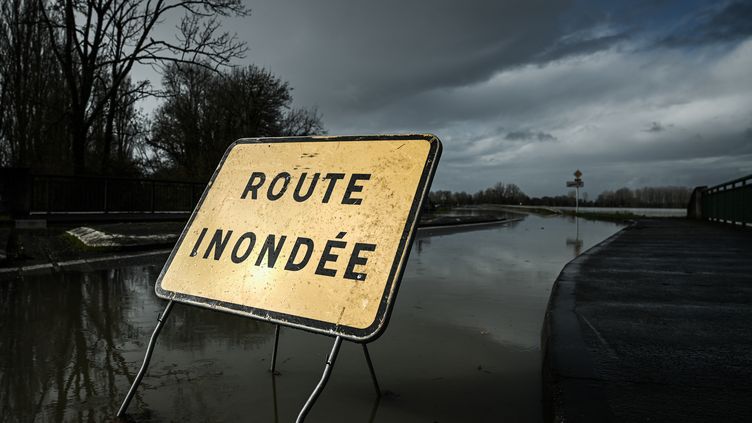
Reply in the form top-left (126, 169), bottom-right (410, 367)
top-left (701, 174), bottom-right (752, 226)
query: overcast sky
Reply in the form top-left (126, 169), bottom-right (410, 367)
top-left (144, 0), bottom-right (752, 197)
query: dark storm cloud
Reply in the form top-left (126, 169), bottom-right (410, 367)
top-left (660, 1), bottom-right (752, 46)
top-left (505, 130), bottom-right (557, 142)
top-left (585, 128), bottom-right (752, 164)
top-left (645, 122), bottom-right (666, 133)
top-left (534, 32), bottom-right (629, 63)
top-left (241, 0), bottom-right (578, 115)
top-left (138, 0), bottom-right (752, 196)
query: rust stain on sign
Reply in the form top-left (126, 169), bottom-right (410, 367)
top-left (156, 134), bottom-right (442, 342)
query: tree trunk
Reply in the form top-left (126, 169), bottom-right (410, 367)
top-left (71, 118), bottom-right (87, 174)
top-left (100, 102), bottom-right (116, 174)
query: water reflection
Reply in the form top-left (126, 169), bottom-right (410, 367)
top-left (0, 213), bottom-right (624, 422)
top-left (565, 216), bottom-right (584, 257)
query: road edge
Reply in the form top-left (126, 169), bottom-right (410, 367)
top-left (0, 249), bottom-right (171, 276)
top-left (541, 222), bottom-right (634, 422)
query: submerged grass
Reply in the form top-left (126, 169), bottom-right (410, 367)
top-left (490, 204), bottom-right (684, 222)
top-left (561, 210), bottom-right (686, 222)
top-left (563, 210), bottom-right (639, 222)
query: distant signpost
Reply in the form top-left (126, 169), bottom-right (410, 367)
top-left (117, 134), bottom-right (442, 422)
top-left (566, 170), bottom-right (584, 213)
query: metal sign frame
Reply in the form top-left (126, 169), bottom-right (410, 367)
top-left (154, 134), bottom-right (441, 342)
top-left (118, 134), bottom-right (442, 422)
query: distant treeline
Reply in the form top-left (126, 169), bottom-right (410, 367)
top-left (593, 186), bottom-right (691, 208)
top-left (429, 183), bottom-right (691, 209)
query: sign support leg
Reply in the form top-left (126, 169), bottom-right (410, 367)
top-left (271, 373), bottom-right (279, 423)
top-left (270, 324), bottom-right (280, 373)
top-left (296, 336), bottom-right (343, 423)
top-left (117, 300), bottom-right (174, 417)
top-left (362, 344), bottom-right (381, 396)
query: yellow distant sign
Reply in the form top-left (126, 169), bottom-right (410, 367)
top-left (156, 135), bottom-right (442, 342)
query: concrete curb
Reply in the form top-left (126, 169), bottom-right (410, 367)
top-left (2, 218), bottom-right (520, 276)
top-left (0, 249), bottom-right (171, 276)
top-left (541, 223), bottom-right (634, 422)
top-left (417, 217), bottom-right (523, 231)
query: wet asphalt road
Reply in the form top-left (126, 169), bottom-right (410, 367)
top-left (544, 219), bottom-right (752, 422)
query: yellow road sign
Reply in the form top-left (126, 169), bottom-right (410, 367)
top-left (156, 135), bottom-right (442, 342)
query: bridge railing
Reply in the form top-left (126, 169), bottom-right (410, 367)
top-left (28, 174), bottom-right (206, 215)
top-left (701, 174), bottom-right (751, 227)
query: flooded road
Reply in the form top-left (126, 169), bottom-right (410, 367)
top-left (0, 213), bottom-right (624, 422)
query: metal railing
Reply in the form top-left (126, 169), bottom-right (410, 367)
top-left (701, 174), bottom-right (751, 227)
top-left (29, 174), bottom-right (206, 215)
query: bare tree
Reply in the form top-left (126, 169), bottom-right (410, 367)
top-left (281, 106), bottom-right (325, 137)
top-left (0, 0), bottom-right (68, 169)
top-left (89, 76), bottom-right (147, 175)
top-left (36, 0), bottom-right (249, 174)
top-left (147, 63), bottom-right (324, 180)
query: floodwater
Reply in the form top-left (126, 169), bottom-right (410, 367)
top-left (0, 212), bottom-right (624, 422)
